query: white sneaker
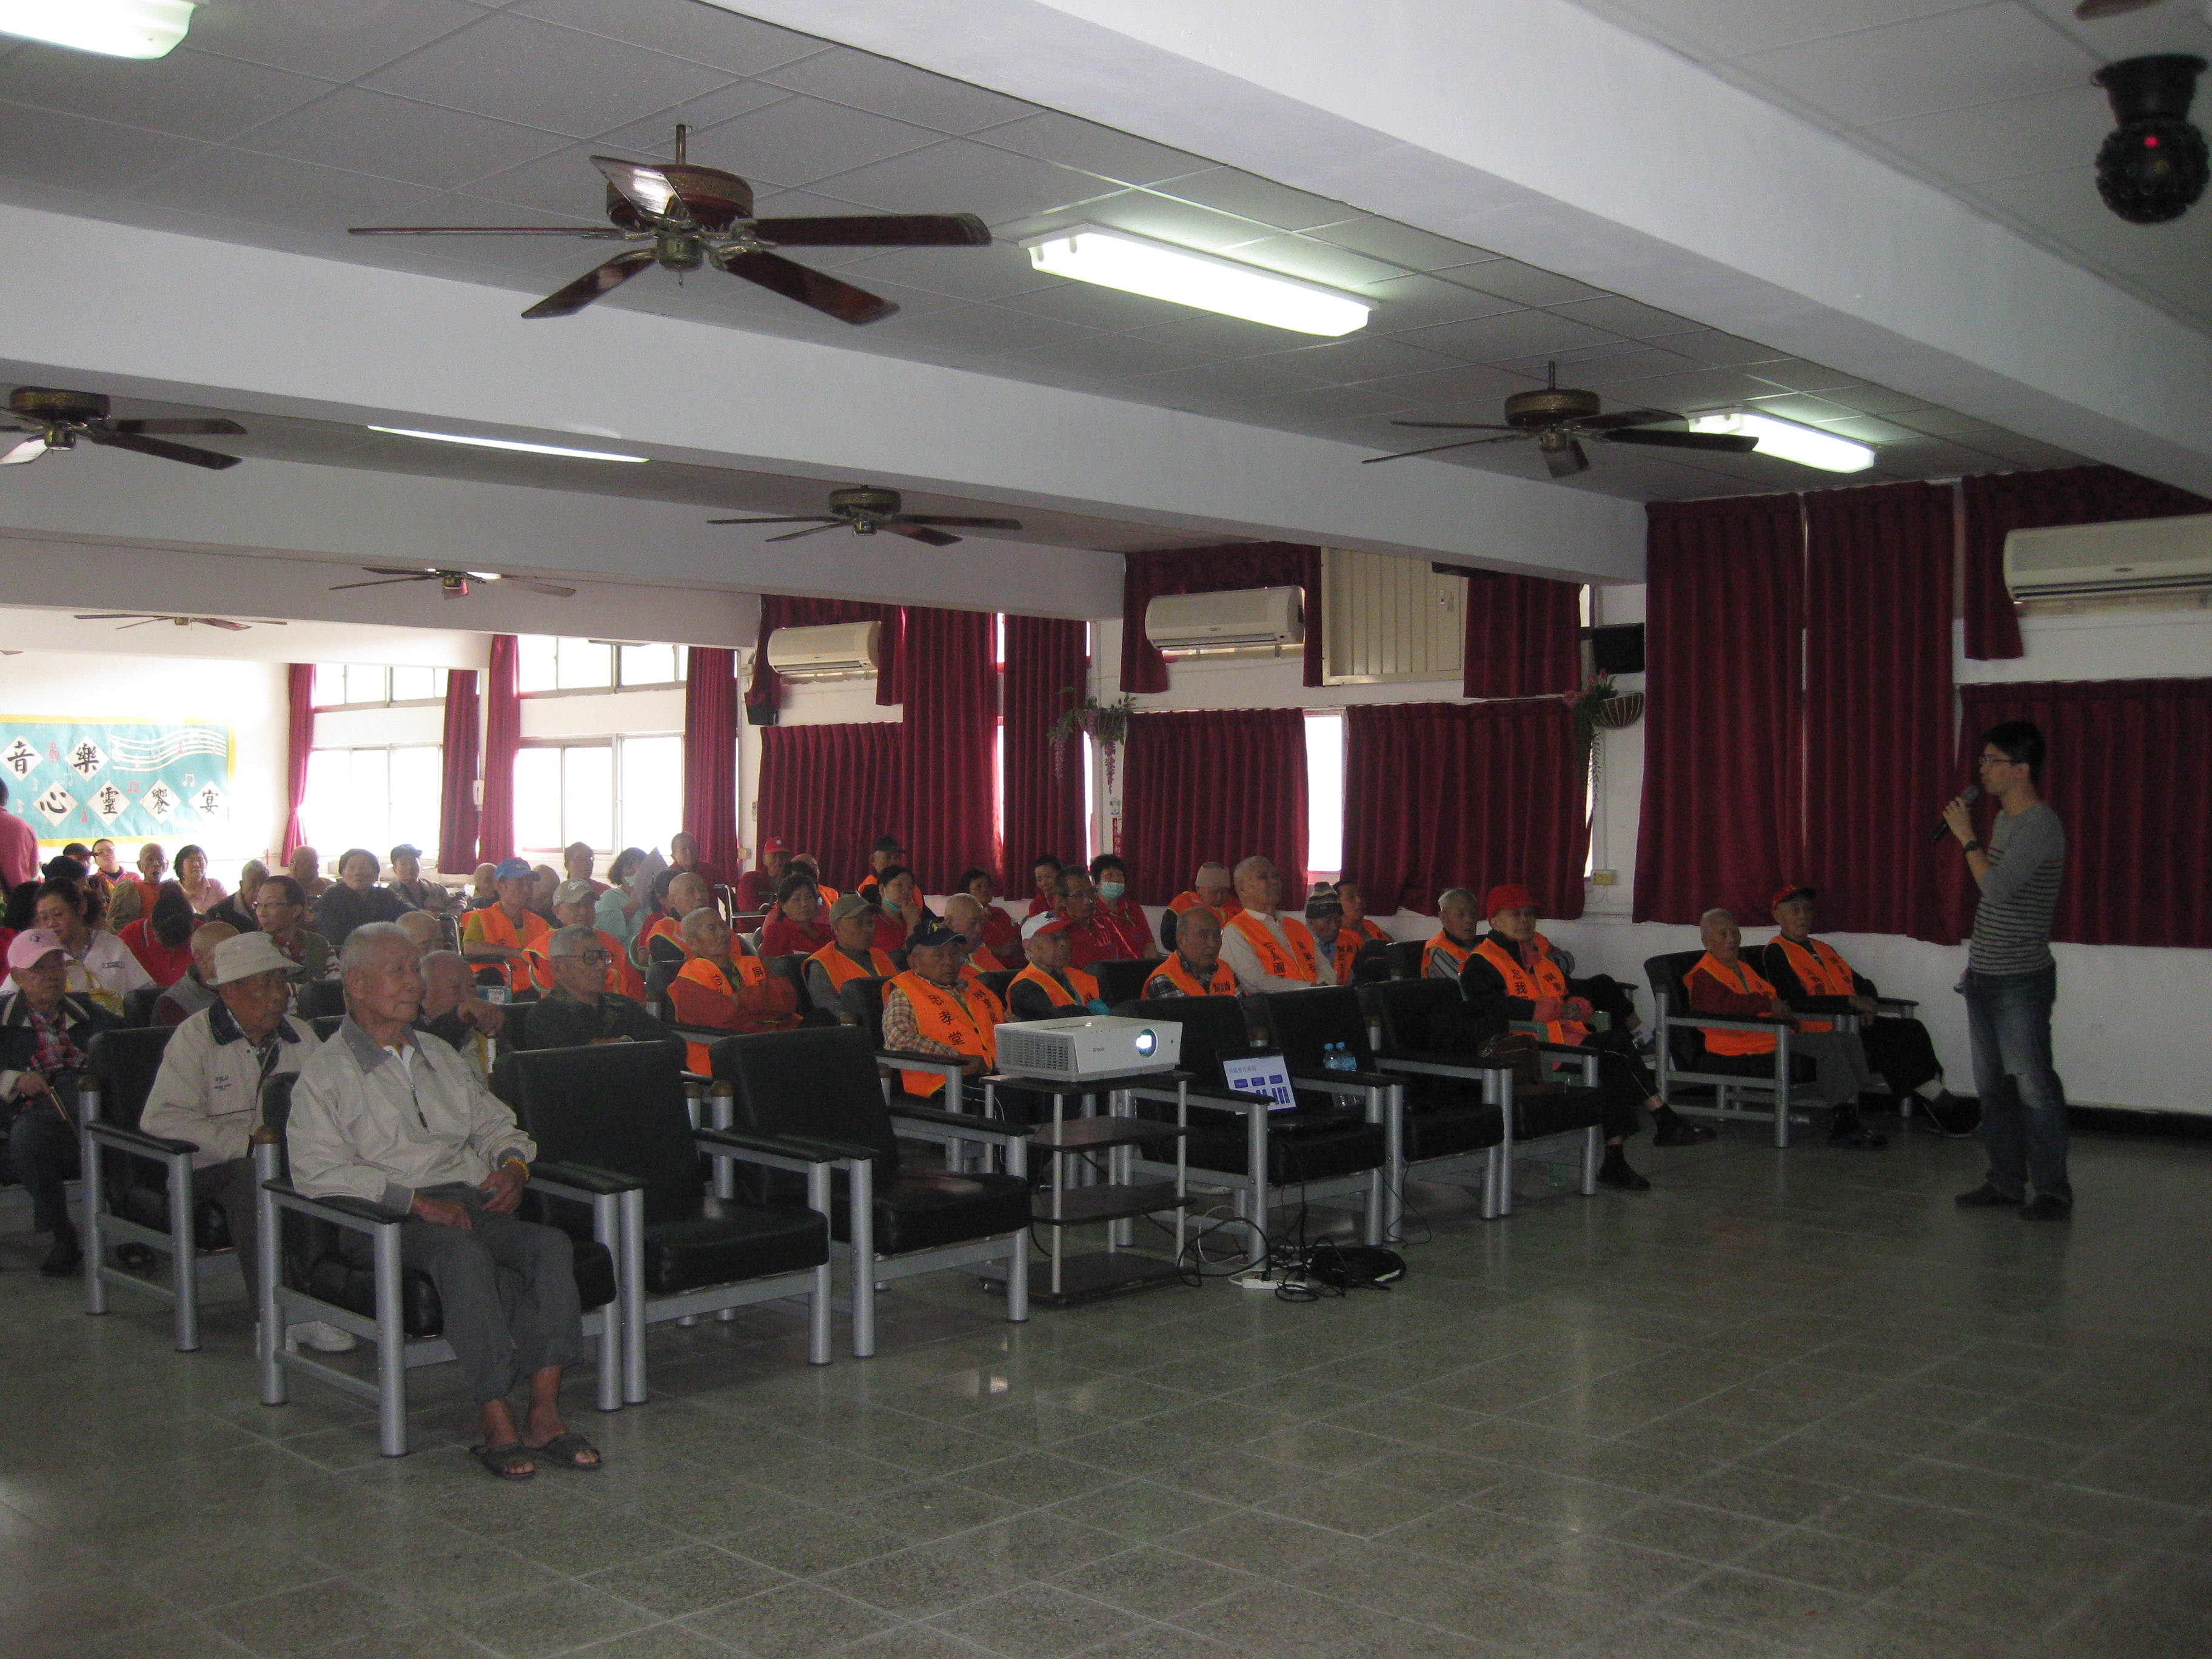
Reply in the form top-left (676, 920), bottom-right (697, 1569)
top-left (287, 1320), bottom-right (358, 1353)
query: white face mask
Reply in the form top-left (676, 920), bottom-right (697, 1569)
top-left (1098, 880), bottom-right (1127, 902)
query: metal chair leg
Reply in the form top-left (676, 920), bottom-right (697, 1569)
top-left (805, 1162), bottom-right (833, 1366)
top-left (848, 1160), bottom-right (876, 1359)
top-left (593, 1191), bottom-right (622, 1413)
top-left (255, 1143), bottom-right (286, 1406)
top-left (167, 1153), bottom-right (199, 1352)
top-left (620, 1187), bottom-right (648, 1406)
top-left (1004, 1133), bottom-right (1028, 1324)
top-left (1581, 1127), bottom-right (1601, 1195)
top-left (82, 1115), bottom-right (108, 1318)
top-left (372, 1224), bottom-right (408, 1458)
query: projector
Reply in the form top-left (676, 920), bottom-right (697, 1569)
top-left (994, 1016), bottom-right (1181, 1082)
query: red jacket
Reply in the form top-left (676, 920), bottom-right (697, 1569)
top-left (760, 914), bottom-right (833, 960)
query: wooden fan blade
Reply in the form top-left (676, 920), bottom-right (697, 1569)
top-left (74, 613), bottom-right (153, 621)
top-left (1544, 439), bottom-right (1590, 478)
top-left (198, 618), bottom-right (250, 631)
top-left (590, 156), bottom-right (679, 220)
top-left (883, 523), bottom-right (960, 548)
top-left (1575, 408), bottom-right (1680, 432)
top-left (715, 249), bottom-right (897, 325)
top-left (118, 618), bottom-right (162, 629)
top-left (746, 213), bottom-right (991, 248)
top-left (705, 515), bottom-right (840, 526)
top-left (82, 429), bottom-right (240, 469)
top-left (1, 435), bottom-right (47, 464)
top-left (1361, 433), bottom-right (1531, 464)
top-left (1387, 420), bottom-right (1520, 431)
top-left (506, 578), bottom-right (578, 598)
top-left (110, 418), bottom-right (247, 436)
top-left (1604, 427), bottom-right (1760, 454)
top-left (329, 575), bottom-right (436, 591)
top-left (764, 521), bottom-right (846, 545)
top-left (363, 566), bottom-right (435, 577)
top-left (523, 248), bottom-right (659, 320)
top-left (350, 225), bottom-right (622, 236)
top-left (895, 515), bottom-right (1023, 530)
top-left (2077, 0), bottom-right (2163, 17)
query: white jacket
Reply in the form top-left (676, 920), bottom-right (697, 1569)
top-left (140, 1004), bottom-right (317, 1168)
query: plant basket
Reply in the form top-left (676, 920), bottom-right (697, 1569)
top-left (1589, 692), bottom-right (1643, 731)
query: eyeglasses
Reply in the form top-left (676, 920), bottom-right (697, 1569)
top-left (576, 951), bottom-right (612, 965)
top-left (1976, 752), bottom-right (2015, 768)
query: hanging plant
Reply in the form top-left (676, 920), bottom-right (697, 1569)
top-left (1047, 690), bottom-right (1136, 771)
top-left (1563, 674), bottom-right (1642, 773)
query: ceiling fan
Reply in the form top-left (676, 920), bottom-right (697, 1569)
top-left (330, 567), bottom-right (578, 598)
top-left (1362, 362), bottom-right (1760, 478)
top-left (2, 387), bottom-right (245, 471)
top-left (349, 125), bottom-right (990, 326)
top-left (2074, 0), bottom-right (2174, 18)
top-left (73, 614), bottom-right (283, 631)
top-left (709, 486), bottom-right (1024, 548)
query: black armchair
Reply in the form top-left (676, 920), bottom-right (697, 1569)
top-left (838, 975), bottom-right (972, 1117)
top-left (122, 987), bottom-right (164, 1027)
top-left (1382, 939), bottom-right (1425, 980)
top-left (1090, 959), bottom-right (1154, 1007)
top-left (1646, 951), bottom-right (1818, 1148)
top-left (295, 980), bottom-right (348, 1022)
top-left (710, 1025), bottom-right (1030, 1358)
top-left (254, 1074), bottom-right (624, 1456)
top-left (494, 1041), bottom-right (834, 1403)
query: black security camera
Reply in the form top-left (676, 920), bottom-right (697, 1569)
top-left (2094, 55), bottom-right (2208, 224)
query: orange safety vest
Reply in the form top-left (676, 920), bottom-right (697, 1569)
top-left (1146, 953), bottom-right (1239, 998)
top-left (1011, 963), bottom-right (1099, 1011)
top-left (807, 942), bottom-right (896, 996)
top-left (1329, 930), bottom-right (1362, 985)
top-left (468, 905), bottom-right (551, 993)
top-left (1170, 890), bottom-right (1240, 922)
top-left (1473, 935), bottom-right (1587, 1045)
top-left (1687, 952), bottom-right (1781, 1055)
top-left (889, 970), bottom-right (1005, 1098)
top-left (962, 943), bottom-right (1011, 974)
top-left (1225, 911), bottom-right (1318, 983)
top-left (597, 928), bottom-right (645, 1002)
top-left (637, 913), bottom-right (683, 964)
top-left (1344, 918), bottom-right (1388, 947)
top-left (671, 954), bottom-right (773, 1072)
top-left (1422, 932), bottom-right (1473, 979)
top-left (1772, 936), bottom-right (1854, 1034)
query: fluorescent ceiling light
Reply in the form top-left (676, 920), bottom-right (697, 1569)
top-left (367, 426), bottom-right (647, 464)
top-left (0, 0), bottom-right (196, 58)
top-left (1022, 224), bottom-right (1373, 337)
top-left (1689, 409), bottom-right (1875, 474)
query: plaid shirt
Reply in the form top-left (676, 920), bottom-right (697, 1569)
top-left (27, 1008), bottom-right (85, 1078)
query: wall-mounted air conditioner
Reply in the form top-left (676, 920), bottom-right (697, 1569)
top-left (2006, 513), bottom-right (2212, 605)
top-left (1145, 586), bottom-right (1305, 660)
top-left (765, 619), bottom-right (880, 682)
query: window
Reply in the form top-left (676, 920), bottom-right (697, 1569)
top-left (618, 735), bottom-right (683, 852)
top-left (1304, 711), bottom-right (1345, 879)
top-left (303, 745), bottom-right (441, 857)
top-left (515, 735), bottom-right (683, 854)
top-left (517, 636), bottom-right (688, 695)
top-left (312, 664), bottom-right (450, 708)
top-left (617, 643), bottom-right (685, 687)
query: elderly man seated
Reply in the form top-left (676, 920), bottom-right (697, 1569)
top-left (461, 859), bottom-right (552, 994)
top-left (804, 894), bottom-right (897, 1012)
top-left (552, 881), bottom-right (643, 1000)
top-left (288, 925), bottom-right (599, 1480)
top-left (942, 893), bottom-right (1013, 976)
top-left (1008, 916), bottom-right (1108, 1020)
top-left (638, 871), bottom-right (712, 966)
top-left (255, 876), bottom-right (334, 984)
top-left (414, 948), bottom-right (511, 1068)
top-left (1757, 885), bottom-right (1953, 1124)
top-left (156, 920), bottom-right (237, 1027)
top-left (287, 845), bottom-right (328, 902)
top-left (140, 933), bottom-right (352, 1350)
top-left (312, 848), bottom-right (415, 954)
top-left (1303, 886), bottom-right (1360, 984)
top-left (735, 839), bottom-right (790, 913)
top-left (1423, 888), bottom-right (1484, 979)
top-left (1219, 856), bottom-right (1329, 993)
top-left (385, 843), bottom-right (447, 914)
top-left (666, 906), bottom-right (802, 1073)
top-left (883, 919), bottom-right (1006, 1098)
top-left (1687, 909), bottom-right (1885, 1150)
top-left (210, 859), bottom-right (266, 934)
top-left (525, 926), bottom-right (672, 1051)
top-left (1157, 862), bottom-right (1239, 952)
top-left (2, 927), bottom-right (121, 1274)
top-left (9, 877), bottom-right (153, 1013)
top-left (1142, 906), bottom-right (1241, 999)
top-left (1053, 866), bottom-right (1130, 971)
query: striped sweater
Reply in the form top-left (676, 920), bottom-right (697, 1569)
top-left (1969, 802), bottom-right (2065, 976)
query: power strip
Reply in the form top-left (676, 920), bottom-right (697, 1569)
top-left (1230, 1262), bottom-right (1305, 1291)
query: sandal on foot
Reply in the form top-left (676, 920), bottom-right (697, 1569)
top-left (469, 1442), bottom-right (536, 1481)
top-left (521, 1430), bottom-right (601, 1470)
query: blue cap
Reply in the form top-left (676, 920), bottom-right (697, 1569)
top-left (493, 857), bottom-right (532, 881)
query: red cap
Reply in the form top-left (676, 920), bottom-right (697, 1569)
top-left (760, 837), bottom-right (786, 856)
top-left (1486, 883), bottom-right (1536, 917)
top-left (1771, 884), bottom-right (1817, 909)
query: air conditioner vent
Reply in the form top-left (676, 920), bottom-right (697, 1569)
top-left (2006, 514), bottom-right (2212, 604)
top-left (764, 619), bottom-right (880, 682)
top-left (1145, 586), bottom-right (1304, 660)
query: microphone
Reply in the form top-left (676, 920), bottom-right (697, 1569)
top-left (1932, 783), bottom-right (1980, 843)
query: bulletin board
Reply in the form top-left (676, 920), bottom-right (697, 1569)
top-left (0, 718), bottom-right (235, 844)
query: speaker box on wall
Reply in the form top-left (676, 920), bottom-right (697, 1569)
top-left (745, 700), bottom-right (780, 726)
top-left (1585, 623), bottom-right (1644, 676)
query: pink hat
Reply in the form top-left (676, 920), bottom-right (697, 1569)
top-left (5, 927), bottom-right (65, 972)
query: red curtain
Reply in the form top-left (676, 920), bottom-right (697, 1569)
top-left (1001, 616), bottom-right (1088, 876)
top-left (890, 606), bottom-right (997, 892)
top-left (1634, 495), bottom-right (1806, 924)
top-left (747, 595), bottom-right (903, 713)
top-left (1344, 701), bottom-right (1587, 919)
top-left (1801, 483), bottom-right (1955, 939)
top-left (476, 634), bottom-right (520, 865)
top-left (754, 723), bottom-right (902, 891)
top-left (1460, 572), bottom-right (1581, 700)
top-left (1121, 708), bottom-right (1307, 905)
top-left (1961, 465), bottom-right (2211, 660)
top-left (1119, 545), bottom-right (1324, 694)
top-left (281, 663), bottom-right (313, 859)
top-left (436, 668), bottom-right (480, 874)
top-left (682, 646), bottom-right (742, 876)
top-left (1938, 679), bottom-right (2212, 948)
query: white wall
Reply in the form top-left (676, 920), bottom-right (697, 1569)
top-left (0, 648), bottom-right (287, 880)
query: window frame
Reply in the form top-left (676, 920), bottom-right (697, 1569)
top-left (310, 664), bottom-right (451, 712)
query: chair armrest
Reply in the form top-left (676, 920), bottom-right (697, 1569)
top-left (697, 1125), bottom-right (874, 1166)
top-left (261, 1177), bottom-right (405, 1230)
top-left (1378, 1053), bottom-right (1514, 1079)
top-left (885, 1102), bottom-right (1031, 1144)
top-left (877, 1048), bottom-right (965, 1074)
top-left (1127, 1083), bottom-right (1273, 1114)
top-left (1877, 998), bottom-right (1917, 1015)
top-left (527, 1161), bottom-right (640, 1199)
top-left (83, 1121), bottom-right (198, 1160)
top-left (1663, 1014), bottom-right (1794, 1031)
top-left (1287, 1068), bottom-right (1403, 1093)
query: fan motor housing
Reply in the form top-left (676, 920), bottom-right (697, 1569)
top-left (10, 386), bottom-right (108, 423)
top-left (1503, 386), bottom-right (1601, 429)
top-left (829, 486), bottom-right (903, 520)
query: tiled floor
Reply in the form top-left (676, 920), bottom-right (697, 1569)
top-left (5, 1120), bottom-right (2210, 1659)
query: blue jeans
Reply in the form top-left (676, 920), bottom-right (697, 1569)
top-left (1963, 965), bottom-right (2069, 1204)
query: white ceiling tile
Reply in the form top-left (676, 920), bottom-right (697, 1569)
top-left (0, 102), bottom-right (209, 193)
top-left (1439, 257), bottom-right (1610, 306)
top-left (1859, 82), bottom-right (2109, 184)
top-left (1747, 392), bottom-right (1864, 422)
top-left (1745, 357), bottom-right (1866, 391)
top-left (1661, 329), bottom-right (1797, 367)
top-left (810, 140), bottom-right (1113, 223)
top-left (1575, 0), bottom-right (1988, 61)
top-left (1806, 414), bottom-right (1923, 443)
top-left (504, 0), bottom-right (829, 75)
top-left (987, 331), bottom-right (1229, 380)
top-left (876, 303), bottom-right (1093, 357)
top-left (1609, 367), bottom-right (1801, 409)
top-left (1493, 341), bottom-right (1708, 389)
top-left (1126, 310), bottom-right (1326, 357)
top-left (1548, 295), bottom-right (1704, 338)
top-left (1972, 164), bottom-right (2207, 280)
top-left (977, 112), bottom-right (1206, 189)
top-left (1065, 190), bottom-right (1279, 253)
top-left (996, 281), bottom-right (1212, 332)
top-left (1303, 216), bottom-right (1504, 271)
top-left (1361, 363), bottom-right (1550, 414)
top-left (1735, 5), bottom-right (2099, 127)
top-left (360, 12), bottom-right (732, 138)
top-left (186, 0), bottom-right (486, 81)
top-left (1803, 380), bottom-right (1935, 415)
top-left (238, 89), bottom-right (572, 190)
top-left (686, 93), bottom-right (940, 189)
top-left (833, 241), bottom-right (1057, 303)
top-left (455, 142), bottom-right (643, 216)
top-left (1153, 167), bottom-right (1350, 232)
top-left (0, 44), bottom-right (335, 142)
top-left (1894, 406), bottom-right (2014, 437)
top-left (132, 149), bottom-right (446, 235)
top-left (1353, 272), bottom-right (1523, 330)
top-left (1256, 333), bottom-right (1463, 385)
top-left (587, 81), bottom-right (794, 155)
top-left (757, 47), bottom-right (1041, 135)
top-left (1392, 309), bottom-right (1621, 363)
top-left (1209, 233), bottom-right (1407, 291)
top-left (1235, 381), bottom-right (1430, 421)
